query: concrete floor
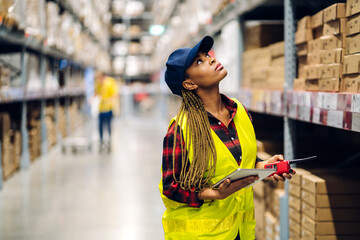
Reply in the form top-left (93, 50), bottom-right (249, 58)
top-left (0, 117), bottom-right (167, 240)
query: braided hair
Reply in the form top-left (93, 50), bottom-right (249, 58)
top-left (172, 86), bottom-right (217, 192)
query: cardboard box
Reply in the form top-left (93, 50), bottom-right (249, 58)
top-left (319, 78), bottom-right (340, 92)
top-left (305, 79), bottom-right (319, 91)
top-left (293, 78), bottom-right (306, 90)
top-left (297, 16), bottom-right (311, 30)
top-left (343, 53), bottom-right (360, 74)
top-left (289, 229), bottom-right (300, 240)
top-left (253, 179), bottom-right (265, 198)
top-left (314, 26), bottom-right (324, 39)
top-left (270, 41), bottom-right (284, 58)
top-left (305, 64), bottom-right (321, 79)
top-left (289, 218), bottom-right (301, 237)
top-left (254, 195), bottom-right (266, 228)
top-left (312, 10), bottom-right (324, 29)
top-left (323, 18), bottom-right (346, 36)
top-left (298, 66), bottom-right (307, 78)
top-left (347, 13), bottom-right (360, 36)
top-left (272, 189), bottom-right (284, 217)
top-left (268, 66), bottom-right (285, 78)
top-left (265, 211), bottom-right (277, 237)
top-left (346, 33), bottom-right (360, 54)
top-left (245, 23), bottom-right (284, 50)
top-left (298, 56), bottom-right (307, 69)
top-left (289, 181), bottom-right (302, 197)
top-left (319, 64), bottom-right (342, 78)
top-left (319, 48), bottom-right (343, 64)
top-left (302, 173), bottom-right (360, 194)
top-left (301, 229), bottom-right (360, 240)
top-left (302, 201), bottom-right (360, 222)
top-left (302, 189), bottom-right (360, 208)
top-left (308, 38), bottom-right (322, 53)
top-left (289, 206), bottom-right (301, 223)
top-left (320, 34), bottom-right (345, 50)
top-left (324, 3), bottom-right (346, 23)
top-left (289, 194), bottom-right (301, 212)
top-left (296, 28), bottom-right (313, 44)
top-left (302, 214), bottom-right (360, 235)
top-left (343, 74), bottom-right (360, 93)
top-left (291, 168), bottom-right (310, 186)
top-left (297, 43), bottom-right (308, 56)
top-left (346, 0), bottom-right (360, 17)
top-left (271, 56), bottom-right (284, 66)
top-left (307, 52), bottom-right (321, 65)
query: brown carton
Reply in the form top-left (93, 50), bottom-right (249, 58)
top-left (265, 211), bottom-right (277, 237)
top-left (320, 34), bottom-right (346, 50)
top-left (302, 201), bottom-right (360, 222)
top-left (245, 23), bottom-right (284, 50)
top-left (308, 38), bottom-right (322, 53)
top-left (289, 181), bottom-right (302, 197)
top-left (305, 79), bottom-right (319, 91)
top-left (312, 10), bottom-right (324, 29)
top-left (319, 64), bottom-right (342, 78)
top-left (289, 206), bottom-right (301, 223)
top-left (343, 53), bottom-right (360, 74)
top-left (346, 0), bottom-right (360, 17)
top-left (302, 173), bottom-right (360, 194)
top-left (291, 168), bottom-right (310, 186)
top-left (297, 16), bottom-right (311, 30)
top-left (289, 194), bottom-right (301, 212)
top-left (302, 189), bottom-right (360, 208)
top-left (307, 52), bottom-right (321, 65)
top-left (298, 56), bottom-right (307, 69)
top-left (253, 179), bottom-right (265, 198)
top-left (272, 189), bottom-right (284, 217)
top-left (319, 48), bottom-right (343, 64)
top-left (346, 33), bottom-right (360, 54)
top-left (319, 78), bottom-right (340, 92)
top-left (305, 64), bottom-right (321, 79)
top-left (289, 218), bottom-right (301, 237)
top-left (347, 13), bottom-right (360, 36)
top-left (324, 3), bottom-right (346, 23)
top-left (254, 195), bottom-right (265, 228)
top-left (323, 18), bottom-right (346, 36)
top-left (293, 78), bottom-right (306, 90)
top-left (296, 28), bottom-right (313, 44)
top-left (298, 66), bottom-right (307, 78)
top-left (302, 214), bottom-right (360, 235)
top-left (343, 74), bottom-right (360, 93)
top-left (314, 26), bottom-right (324, 39)
top-left (297, 43), bottom-right (308, 56)
top-left (269, 41), bottom-right (284, 58)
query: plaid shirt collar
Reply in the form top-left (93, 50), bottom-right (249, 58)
top-left (206, 94), bottom-right (237, 122)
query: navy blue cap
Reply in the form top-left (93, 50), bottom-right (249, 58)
top-left (165, 36), bottom-right (214, 96)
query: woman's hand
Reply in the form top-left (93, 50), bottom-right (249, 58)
top-left (260, 154), bottom-right (296, 183)
top-left (198, 176), bottom-right (259, 200)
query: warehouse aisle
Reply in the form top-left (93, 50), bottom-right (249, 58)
top-left (0, 117), bottom-right (167, 240)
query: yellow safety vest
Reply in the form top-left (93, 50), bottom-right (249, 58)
top-left (159, 98), bottom-right (257, 240)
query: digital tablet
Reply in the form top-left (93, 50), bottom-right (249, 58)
top-left (211, 168), bottom-right (276, 189)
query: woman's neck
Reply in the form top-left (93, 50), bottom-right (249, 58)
top-left (197, 88), bottom-right (225, 115)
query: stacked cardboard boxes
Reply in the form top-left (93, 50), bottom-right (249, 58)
top-left (0, 113), bottom-right (21, 179)
top-left (288, 169), bottom-right (310, 240)
top-left (300, 172), bottom-right (360, 239)
top-left (58, 106), bottom-right (67, 138)
top-left (295, 3), bottom-right (346, 92)
top-left (242, 41), bottom-right (285, 89)
top-left (343, 0), bottom-right (360, 93)
top-left (28, 107), bottom-right (41, 162)
top-left (45, 106), bottom-right (56, 148)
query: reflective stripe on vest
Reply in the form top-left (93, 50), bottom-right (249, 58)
top-left (159, 98), bottom-right (257, 240)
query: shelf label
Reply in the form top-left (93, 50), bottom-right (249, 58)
top-left (323, 93), bottom-right (338, 110)
top-left (298, 106), bottom-right (311, 122)
top-left (352, 112), bottom-right (360, 132)
top-left (288, 104), bottom-right (297, 118)
top-left (327, 110), bottom-right (343, 128)
top-left (351, 94), bottom-right (360, 113)
top-left (313, 108), bottom-right (321, 124)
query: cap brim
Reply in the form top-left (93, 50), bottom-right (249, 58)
top-left (184, 36), bottom-right (214, 69)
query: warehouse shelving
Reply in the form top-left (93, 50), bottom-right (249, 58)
top-left (0, 0), bottom-right (106, 189)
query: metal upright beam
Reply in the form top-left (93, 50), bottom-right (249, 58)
top-left (40, 54), bottom-right (47, 154)
top-left (20, 46), bottom-right (30, 169)
top-left (281, 0), bottom-right (297, 239)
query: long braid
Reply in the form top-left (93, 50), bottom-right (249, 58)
top-left (172, 89), bottom-right (217, 191)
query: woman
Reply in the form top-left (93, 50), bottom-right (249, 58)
top-left (159, 36), bottom-right (295, 240)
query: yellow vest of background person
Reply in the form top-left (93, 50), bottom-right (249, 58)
top-left (159, 98), bottom-right (257, 240)
top-left (95, 77), bottom-right (118, 113)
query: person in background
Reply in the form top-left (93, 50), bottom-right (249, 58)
top-left (95, 71), bottom-right (118, 152)
top-left (159, 36), bottom-right (296, 240)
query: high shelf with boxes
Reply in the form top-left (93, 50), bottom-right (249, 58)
top-left (110, 0), bottom-right (154, 83)
top-left (154, 0), bottom-right (360, 239)
top-left (0, 0), bottom-right (110, 188)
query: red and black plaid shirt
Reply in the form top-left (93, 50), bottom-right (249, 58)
top-left (162, 95), bottom-right (254, 208)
